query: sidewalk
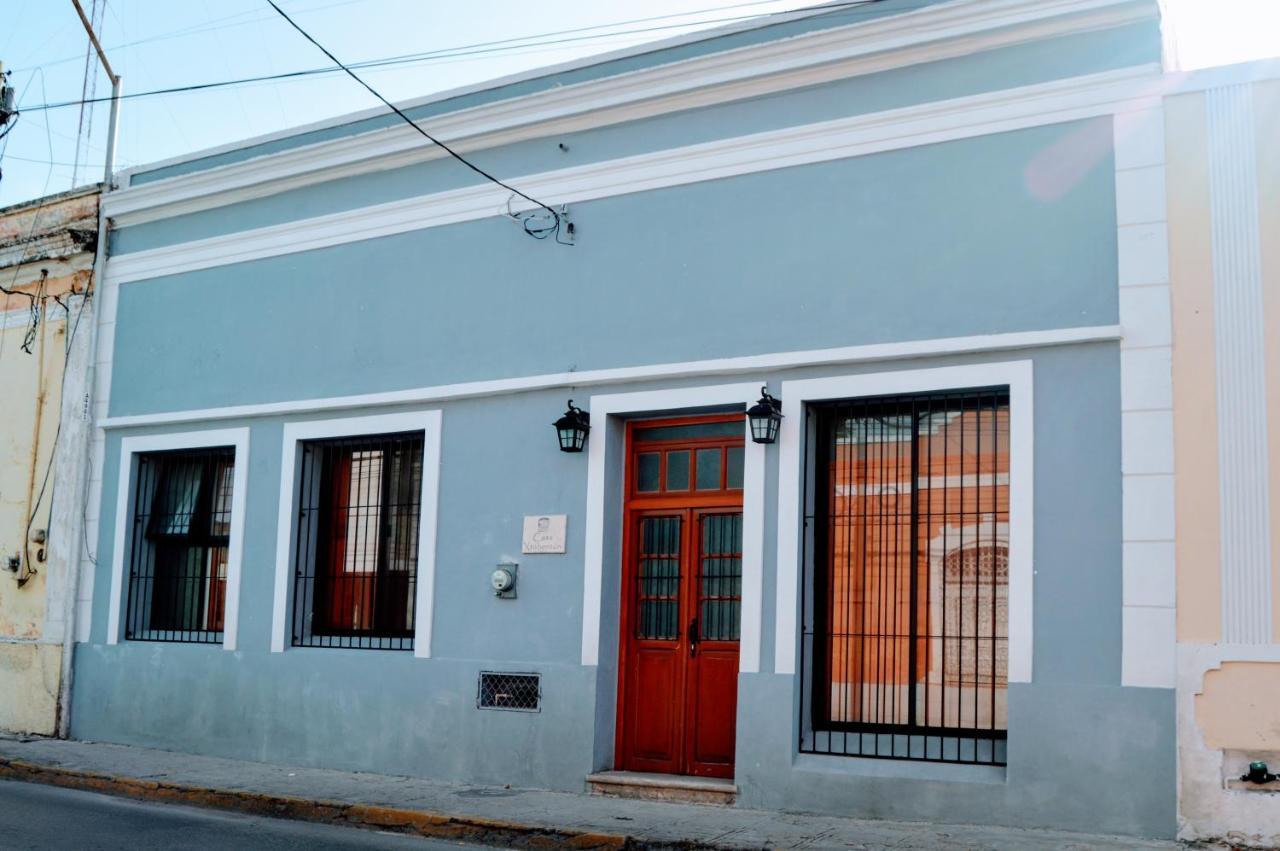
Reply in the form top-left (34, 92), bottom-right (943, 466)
top-left (0, 736), bottom-right (1181, 850)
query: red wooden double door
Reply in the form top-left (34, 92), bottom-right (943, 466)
top-left (617, 415), bottom-right (744, 779)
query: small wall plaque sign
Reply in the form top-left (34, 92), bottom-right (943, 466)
top-left (522, 514), bottom-right (567, 554)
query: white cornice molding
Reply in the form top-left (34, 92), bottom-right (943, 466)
top-left (105, 64), bottom-right (1161, 286)
top-left (99, 324), bottom-right (1120, 430)
top-left (104, 0), bottom-right (1157, 227)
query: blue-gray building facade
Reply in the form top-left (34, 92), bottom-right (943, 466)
top-left (74, 0), bottom-right (1177, 838)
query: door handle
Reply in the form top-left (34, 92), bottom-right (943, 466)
top-left (687, 617), bottom-right (699, 657)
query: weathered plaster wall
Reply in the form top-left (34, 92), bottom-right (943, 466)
top-left (0, 187), bottom-right (98, 735)
top-left (1168, 75), bottom-right (1280, 847)
top-left (0, 643), bottom-right (61, 734)
top-left (0, 315), bottom-right (69, 737)
top-left (1167, 91), bottom-right (1221, 645)
top-left (1196, 662), bottom-right (1280, 751)
top-left (0, 320), bottom-right (68, 632)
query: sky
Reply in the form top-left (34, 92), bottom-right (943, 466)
top-left (0, 0), bottom-right (1277, 209)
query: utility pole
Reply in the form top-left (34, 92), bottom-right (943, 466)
top-left (70, 0), bottom-right (121, 185)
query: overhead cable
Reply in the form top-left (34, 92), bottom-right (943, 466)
top-left (17, 0), bottom-right (892, 113)
top-left (265, 0), bottom-right (567, 243)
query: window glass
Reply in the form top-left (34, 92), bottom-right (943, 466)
top-left (150, 461), bottom-right (203, 536)
top-left (633, 420), bottom-right (742, 442)
top-left (803, 389), bottom-right (1010, 766)
top-left (696, 448), bottom-right (722, 490)
top-left (665, 450), bottom-right (690, 491)
top-left (127, 447), bottom-right (235, 644)
top-left (636, 453), bottom-right (660, 492)
top-left (208, 462), bottom-right (234, 537)
top-left (726, 446), bottom-right (744, 490)
top-left (699, 513), bottom-right (742, 640)
top-left (636, 515), bottom-right (681, 640)
top-left (342, 450), bottom-right (383, 574)
top-left (292, 431), bottom-right (424, 650)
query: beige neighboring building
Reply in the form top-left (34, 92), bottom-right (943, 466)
top-left (0, 185), bottom-right (100, 736)
top-left (1165, 61), bottom-right (1280, 846)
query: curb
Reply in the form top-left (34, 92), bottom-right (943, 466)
top-left (0, 757), bottom-right (643, 849)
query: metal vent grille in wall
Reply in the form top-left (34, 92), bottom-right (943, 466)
top-left (477, 672), bottom-right (541, 712)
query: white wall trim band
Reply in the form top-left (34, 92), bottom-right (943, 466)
top-left (1207, 83), bottom-right (1274, 644)
top-left (105, 0), bottom-right (1156, 226)
top-left (103, 65), bottom-right (1161, 286)
top-left (269, 410), bottom-right (443, 657)
top-left (105, 428), bottom-right (251, 650)
top-left (101, 324), bottom-right (1119, 431)
top-left (773, 360), bottom-right (1035, 682)
top-left (1113, 101), bottom-right (1177, 688)
top-left (579, 383), bottom-right (766, 671)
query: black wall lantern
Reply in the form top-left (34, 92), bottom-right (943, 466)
top-left (746, 386), bottom-right (783, 444)
top-left (554, 400), bottom-right (590, 452)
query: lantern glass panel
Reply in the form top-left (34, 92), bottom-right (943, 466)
top-left (749, 414), bottom-right (778, 443)
top-left (557, 425), bottom-right (585, 452)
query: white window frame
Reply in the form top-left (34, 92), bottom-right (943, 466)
top-left (774, 360), bottom-right (1035, 684)
top-left (580, 382), bottom-right (767, 671)
top-left (106, 428), bottom-right (251, 650)
top-left (270, 410), bottom-right (442, 658)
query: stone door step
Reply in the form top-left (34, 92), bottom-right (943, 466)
top-left (586, 771), bottom-right (737, 806)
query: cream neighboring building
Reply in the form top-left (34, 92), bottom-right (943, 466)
top-left (1166, 61), bottom-right (1280, 846)
top-left (0, 185), bottom-right (99, 736)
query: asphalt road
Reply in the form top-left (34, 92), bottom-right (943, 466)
top-left (0, 778), bottom-right (504, 851)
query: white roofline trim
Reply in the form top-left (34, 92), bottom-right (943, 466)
top-left (103, 64), bottom-right (1162, 284)
top-left (115, 1), bottom-right (857, 182)
top-left (106, 0), bottom-right (1157, 225)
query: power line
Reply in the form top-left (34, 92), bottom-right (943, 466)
top-left (71, 0), bottom-right (106, 186)
top-left (1, 151), bottom-right (95, 167)
top-left (18, 0), bottom-right (373, 75)
top-left (16, 0), bottom-right (891, 114)
top-left (0, 69), bottom-right (57, 364)
top-left (265, 0), bottom-right (567, 243)
top-left (102, 0), bottom-right (194, 153)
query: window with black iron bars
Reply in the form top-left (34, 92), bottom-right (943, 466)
top-left (291, 431), bottom-right (424, 650)
top-left (800, 388), bottom-right (1010, 766)
top-left (125, 447), bottom-right (236, 644)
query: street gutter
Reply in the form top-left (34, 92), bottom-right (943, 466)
top-left (0, 756), bottom-right (718, 850)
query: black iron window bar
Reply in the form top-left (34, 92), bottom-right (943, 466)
top-left (125, 446), bottom-right (236, 644)
top-left (800, 388), bottom-right (1011, 766)
top-left (291, 431), bottom-right (424, 650)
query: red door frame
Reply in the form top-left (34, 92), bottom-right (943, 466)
top-left (615, 414), bottom-right (744, 778)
